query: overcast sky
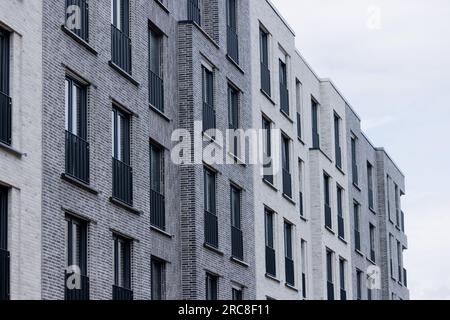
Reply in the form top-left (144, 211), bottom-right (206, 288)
top-left (271, 0), bottom-right (450, 300)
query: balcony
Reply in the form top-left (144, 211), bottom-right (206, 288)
top-left (0, 91), bottom-right (12, 146)
top-left (338, 215), bottom-right (344, 239)
top-left (187, 0), bottom-right (201, 25)
top-left (231, 226), bottom-right (243, 261)
top-left (149, 70), bottom-right (164, 112)
top-left (65, 272), bottom-right (89, 300)
top-left (285, 257), bottom-right (295, 286)
top-left (202, 102), bottom-right (216, 133)
top-left (112, 285), bottom-right (133, 300)
top-left (265, 246), bottom-right (276, 277)
top-left (65, 0), bottom-right (89, 42)
top-left (340, 288), bottom-right (347, 300)
top-left (327, 281), bottom-right (334, 300)
top-left (260, 63), bottom-right (271, 96)
top-left (65, 131), bottom-right (90, 184)
top-left (112, 158), bottom-right (133, 206)
top-left (227, 27), bottom-right (239, 64)
top-left (111, 25), bottom-right (132, 74)
top-left (324, 204), bottom-right (332, 229)
top-left (299, 192), bottom-right (304, 217)
top-left (354, 230), bottom-right (361, 251)
top-left (279, 84), bottom-right (289, 115)
top-left (0, 249), bottom-right (10, 300)
top-left (150, 189), bottom-right (165, 231)
top-left (204, 210), bottom-right (218, 248)
top-left (282, 169), bottom-right (292, 199)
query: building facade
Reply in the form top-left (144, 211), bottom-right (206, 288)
top-left (0, 0), bottom-right (409, 300)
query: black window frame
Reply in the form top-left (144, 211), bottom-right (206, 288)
top-left (369, 223), bottom-right (376, 262)
top-left (326, 249), bottom-right (334, 300)
top-left (284, 221), bottom-right (295, 286)
top-left (311, 98), bottom-right (320, 149)
top-left (205, 273), bottom-right (218, 300)
top-left (334, 113), bottom-right (342, 169)
top-left (0, 186), bottom-right (9, 301)
top-left (264, 208), bottom-right (276, 277)
top-left (259, 27), bottom-right (271, 96)
top-left (0, 28), bottom-right (11, 146)
top-left (150, 143), bottom-right (165, 230)
top-left (351, 135), bottom-right (358, 186)
top-left (367, 162), bottom-right (374, 210)
top-left (151, 257), bottom-right (165, 300)
top-left (204, 167), bottom-right (218, 248)
top-left (339, 258), bottom-right (346, 300)
top-left (226, 0), bottom-right (239, 63)
top-left (279, 59), bottom-right (289, 115)
top-left (202, 65), bottom-right (215, 132)
top-left (230, 184), bottom-right (243, 260)
top-left (232, 287), bottom-right (243, 300)
top-left (337, 185), bottom-right (344, 239)
top-left (262, 115), bottom-right (273, 184)
top-left (148, 26), bottom-right (164, 112)
top-left (113, 234), bottom-right (132, 291)
top-left (324, 173), bottom-right (332, 229)
top-left (354, 202), bottom-right (361, 251)
top-left (65, 0), bottom-right (90, 42)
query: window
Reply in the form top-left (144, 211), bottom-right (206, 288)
top-left (206, 273), bottom-right (218, 300)
top-left (65, 0), bottom-right (89, 41)
top-left (387, 175), bottom-right (392, 222)
top-left (334, 114), bottom-right (342, 169)
top-left (151, 258), bottom-right (165, 300)
top-left (0, 28), bottom-right (11, 146)
top-left (369, 224), bottom-right (376, 262)
top-left (279, 59), bottom-right (289, 115)
top-left (296, 80), bottom-right (303, 139)
top-left (300, 240), bottom-right (307, 299)
top-left (232, 287), bottom-right (243, 300)
top-left (324, 174), bottom-right (332, 229)
top-left (311, 98), bottom-right (320, 149)
top-left (394, 184), bottom-right (400, 227)
top-left (113, 235), bottom-right (133, 300)
top-left (187, 0), bottom-right (201, 25)
top-left (397, 240), bottom-right (402, 282)
top-left (150, 143), bottom-right (165, 230)
top-left (281, 134), bottom-right (292, 198)
top-left (260, 27), bottom-right (271, 95)
top-left (262, 116), bottom-right (273, 184)
top-left (337, 186), bottom-right (344, 239)
top-left (367, 162), bottom-right (374, 210)
top-left (226, 0), bottom-right (239, 63)
top-left (354, 202), bottom-right (361, 251)
top-left (112, 107), bottom-right (132, 206)
top-left (265, 208), bottom-right (276, 276)
top-left (356, 269), bottom-right (362, 300)
top-left (0, 187), bottom-right (9, 300)
top-left (284, 222), bottom-right (294, 286)
top-left (351, 135), bottom-right (358, 185)
top-left (368, 288), bottom-right (373, 300)
top-left (326, 249), bottom-right (334, 300)
top-left (228, 85), bottom-right (240, 158)
top-left (339, 258), bottom-right (346, 300)
top-left (202, 66), bottom-right (215, 132)
top-left (389, 233), bottom-right (394, 279)
top-left (65, 77), bottom-right (89, 184)
top-left (111, 0), bottom-right (131, 73)
top-left (401, 211), bottom-right (405, 232)
top-left (148, 27), bottom-right (164, 112)
top-left (230, 185), bottom-right (243, 260)
top-left (204, 167), bottom-right (218, 247)
top-left (298, 160), bottom-right (305, 217)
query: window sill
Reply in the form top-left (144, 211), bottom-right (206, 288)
top-left (109, 197), bottom-right (141, 215)
top-left (260, 89), bottom-right (276, 105)
top-left (265, 273), bottom-right (280, 283)
top-left (0, 141), bottom-right (23, 158)
top-left (227, 152), bottom-right (247, 167)
top-left (338, 236), bottom-right (347, 245)
top-left (203, 243), bottom-right (224, 256)
top-left (280, 109), bottom-right (294, 123)
top-left (352, 182), bottom-right (361, 192)
top-left (297, 137), bottom-right (305, 146)
top-left (61, 25), bottom-right (98, 55)
top-left (230, 256), bottom-right (249, 268)
top-left (150, 225), bottom-right (174, 239)
top-left (282, 193), bottom-right (296, 206)
top-left (366, 257), bottom-right (376, 265)
top-left (300, 215), bottom-right (308, 223)
top-left (226, 54), bottom-right (245, 74)
top-left (61, 174), bottom-right (99, 195)
top-left (108, 61), bottom-right (140, 87)
top-left (285, 283), bottom-right (298, 292)
top-left (262, 179), bottom-right (278, 192)
top-left (325, 226), bottom-right (335, 235)
top-left (153, 0), bottom-right (170, 13)
top-left (149, 104), bottom-right (171, 122)
top-left (336, 165), bottom-right (345, 176)
top-left (355, 249), bottom-right (364, 257)
top-left (369, 207), bottom-right (377, 215)
top-left (397, 280), bottom-right (403, 287)
top-left (395, 225), bottom-right (401, 231)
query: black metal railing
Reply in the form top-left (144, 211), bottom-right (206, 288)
top-left (354, 230), bottom-right (361, 251)
top-left (280, 84), bottom-right (289, 115)
top-left (65, 272), bottom-right (90, 300)
top-left (338, 215), bottom-right (344, 239)
top-left (187, 0), bottom-right (201, 25)
top-left (150, 189), bottom-right (165, 230)
top-left (302, 273), bottom-right (306, 299)
top-left (299, 192), bottom-right (304, 217)
top-left (368, 188), bottom-right (374, 210)
top-left (112, 285), bottom-right (133, 300)
top-left (204, 210), bottom-right (218, 248)
top-left (0, 92), bottom-right (12, 146)
top-left (325, 204), bottom-right (332, 229)
top-left (0, 249), bottom-right (10, 300)
top-left (112, 158), bottom-right (133, 206)
top-left (149, 70), bottom-right (164, 112)
top-left (65, 0), bottom-right (89, 42)
top-left (111, 25), bottom-right (132, 74)
top-left (285, 257), bottom-right (295, 286)
top-left (265, 246), bottom-right (276, 277)
top-left (65, 131), bottom-right (90, 184)
top-left (231, 226), bottom-right (243, 261)
top-left (202, 102), bottom-right (216, 133)
top-left (327, 281), bottom-right (334, 300)
top-left (340, 288), bottom-right (347, 300)
top-left (403, 268), bottom-right (407, 287)
top-left (335, 146), bottom-right (342, 169)
top-left (312, 131), bottom-right (320, 149)
top-left (282, 169), bottom-right (292, 198)
top-left (260, 63), bottom-right (271, 96)
top-left (297, 113), bottom-right (302, 139)
top-left (227, 27), bottom-right (239, 63)
top-left (370, 250), bottom-right (376, 263)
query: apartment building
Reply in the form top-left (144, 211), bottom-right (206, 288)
top-left (0, 0), bottom-right (408, 301)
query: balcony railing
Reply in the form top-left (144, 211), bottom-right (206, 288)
top-left (285, 257), bottom-right (295, 286)
top-left (187, 0), bottom-right (201, 25)
top-left (227, 27), bottom-right (239, 63)
top-left (302, 272), bottom-right (307, 299)
top-left (150, 189), bottom-right (165, 230)
top-left (231, 226), bottom-right (243, 261)
top-left (296, 113), bottom-right (302, 139)
top-left (112, 285), bottom-right (133, 300)
top-left (335, 146), bottom-right (342, 169)
top-left (111, 25), bottom-right (132, 74)
top-left (204, 210), bottom-right (218, 248)
top-left (65, 131), bottom-right (90, 184)
top-left (403, 268), bottom-right (407, 287)
top-left (299, 192), bottom-right (304, 217)
top-left (149, 70), bottom-right (164, 112)
top-left (325, 204), bottom-right (332, 229)
top-left (265, 246), bottom-right (276, 277)
top-left (312, 131), bottom-right (320, 149)
top-left (65, 0), bottom-right (89, 42)
top-left (202, 102), bottom-right (216, 133)
top-left (282, 169), bottom-right (292, 199)
top-left (338, 215), bottom-right (344, 239)
top-left (354, 230), bottom-right (361, 251)
top-left (340, 288), bottom-right (347, 300)
top-left (260, 63), bottom-right (271, 96)
top-left (280, 84), bottom-right (289, 115)
top-left (65, 272), bottom-right (90, 300)
top-left (112, 158), bottom-right (133, 206)
top-left (327, 281), bottom-right (334, 300)
top-left (0, 91), bottom-right (12, 146)
top-left (0, 249), bottom-right (10, 300)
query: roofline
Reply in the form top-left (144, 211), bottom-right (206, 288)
top-left (265, 0), bottom-right (296, 37)
top-left (375, 147), bottom-right (405, 178)
top-left (320, 78), bottom-right (361, 121)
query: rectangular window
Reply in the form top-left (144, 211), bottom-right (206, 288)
top-left (284, 222), bottom-right (294, 286)
top-left (324, 174), bottom-right (332, 229)
top-left (337, 186), bottom-right (344, 239)
top-left (334, 114), bottom-right (342, 169)
top-left (0, 187), bottom-right (9, 300)
top-left (367, 162), bottom-right (374, 210)
top-left (260, 28), bottom-right (271, 95)
top-left (65, 77), bottom-right (89, 184)
top-left (0, 28), bottom-right (11, 146)
top-left (282, 135), bottom-right (292, 198)
top-left (394, 184), bottom-right (400, 227)
top-left (226, 0), bottom-right (239, 63)
top-left (230, 185), bottom-right (243, 260)
top-left (151, 258), bottom-right (165, 300)
top-left (265, 208), bottom-right (276, 276)
top-left (113, 235), bottom-right (133, 300)
top-left (356, 269), bottom-right (362, 300)
top-left (112, 107), bottom-right (132, 206)
top-left (65, 0), bottom-right (89, 41)
top-left (296, 80), bottom-right (302, 139)
top-left (351, 136), bottom-right (358, 185)
top-left (150, 143), bottom-right (165, 230)
top-left (369, 224), bottom-right (376, 262)
top-left (368, 288), bottom-right (373, 300)
top-left (389, 233), bottom-right (394, 279)
top-left (311, 98), bottom-right (320, 149)
top-left (298, 160), bottom-right (305, 217)
top-left (279, 59), bottom-right (289, 115)
top-left (148, 28), bottom-right (164, 112)
top-left (228, 85), bottom-right (239, 158)
top-left (111, 0), bottom-right (132, 73)
top-left (206, 273), bottom-right (218, 300)
top-left (326, 249), bottom-right (334, 300)
top-left (397, 240), bottom-right (402, 282)
top-left (187, 0), bottom-right (201, 25)
top-left (202, 66), bottom-right (215, 132)
top-left (204, 167), bottom-right (218, 247)
top-left (232, 287), bottom-right (242, 300)
top-left (387, 175), bottom-right (392, 222)
top-left (339, 258), bottom-right (346, 300)
top-left (354, 202), bottom-right (361, 251)
top-left (262, 116), bottom-right (273, 184)
top-left (300, 240), bottom-right (307, 299)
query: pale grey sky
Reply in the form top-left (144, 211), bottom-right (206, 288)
top-left (271, 0), bottom-right (450, 299)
